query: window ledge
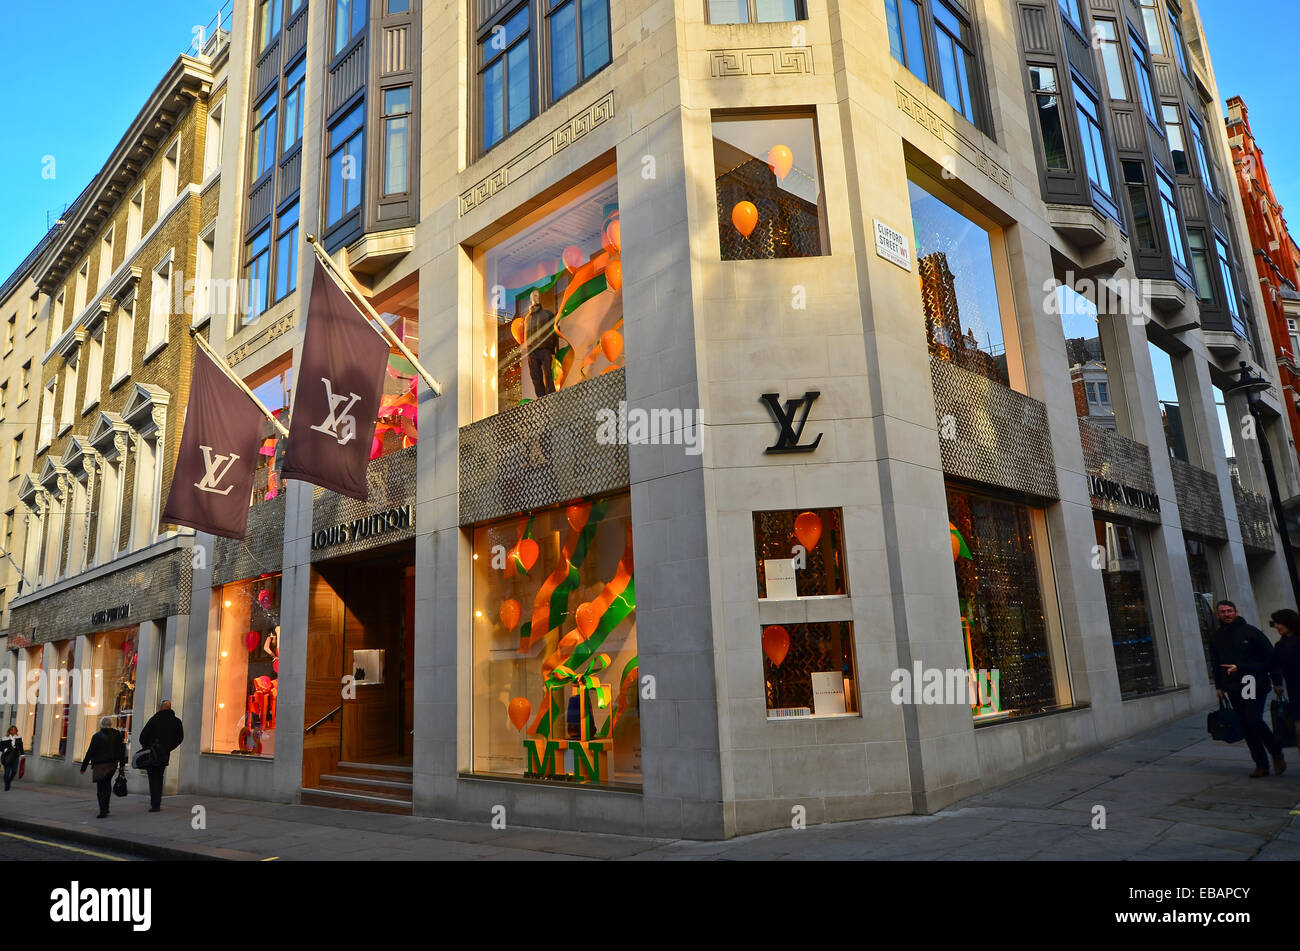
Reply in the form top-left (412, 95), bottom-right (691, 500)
top-left (765, 712), bottom-right (861, 722)
top-left (143, 337), bottom-right (168, 364)
top-left (109, 372), bottom-right (131, 391)
top-left (57, 422), bottom-right (71, 438)
top-left (82, 398), bottom-right (100, 417)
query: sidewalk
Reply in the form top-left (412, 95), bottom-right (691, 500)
top-left (2, 714), bottom-right (1298, 860)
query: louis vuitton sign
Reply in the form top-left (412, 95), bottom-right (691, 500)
top-left (311, 504), bottom-right (414, 550)
top-left (1088, 474), bottom-right (1160, 514)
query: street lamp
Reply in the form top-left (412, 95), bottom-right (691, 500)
top-left (1229, 360), bottom-right (1300, 608)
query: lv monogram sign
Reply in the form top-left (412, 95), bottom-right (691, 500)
top-left (760, 391), bottom-right (822, 454)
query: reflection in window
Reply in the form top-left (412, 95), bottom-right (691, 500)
top-left (326, 105), bottom-right (364, 226)
top-left (1148, 341), bottom-right (1188, 462)
top-left (1095, 518), bottom-right (1172, 698)
top-left (714, 112), bottom-right (826, 260)
top-left (1124, 161), bottom-right (1157, 250)
top-left (43, 640), bottom-right (74, 756)
top-left (1095, 20), bottom-right (1127, 100)
top-left (753, 508), bottom-right (846, 599)
top-left (909, 179), bottom-right (1011, 388)
top-left (82, 631), bottom-right (137, 751)
top-left (1168, 9), bottom-right (1189, 75)
top-left (1163, 104), bottom-right (1189, 176)
top-left (209, 575), bottom-right (281, 756)
top-left (1214, 386), bottom-right (1241, 489)
top-left (1188, 229), bottom-right (1214, 301)
top-left (762, 622), bottom-right (858, 718)
top-left (383, 87), bottom-right (411, 195)
top-left (333, 0), bottom-right (366, 55)
top-left (479, 6), bottom-right (532, 151)
top-left (475, 172), bottom-right (623, 418)
top-left (1215, 235), bottom-right (1246, 336)
top-left (244, 228), bottom-right (272, 325)
top-left (251, 94), bottom-right (278, 180)
top-left (885, 0), bottom-right (929, 83)
top-left (710, 0), bottom-right (802, 22)
top-left (1138, 0), bottom-right (1163, 54)
top-left (933, 1), bottom-right (979, 125)
top-left (947, 486), bottom-right (1068, 720)
top-left (1057, 0), bottom-right (1082, 30)
top-left (548, 0), bottom-right (610, 100)
top-left (275, 201), bottom-right (299, 301)
top-left (1189, 115), bottom-right (1215, 192)
top-left (1073, 81), bottom-right (1113, 200)
top-left (471, 493), bottom-right (639, 787)
top-left (1185, 535), bottom-right (1220, 681)
top-left (1058, 284), bottom-right (1116, 429)
top-left (1029, 66), bottom-right (1067, 170)
top-left (1129, 31), bottom-right (1158, 125)
top-left (282, 57), bottom-right (307, 152)
top-left (1156, 171), bottom-right (1187, 269)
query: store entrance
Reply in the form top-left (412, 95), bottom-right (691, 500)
top-left (302, 545), bottom-right (415, 805)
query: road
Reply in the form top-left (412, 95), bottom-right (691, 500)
top-left (0, 829), bottom-right (141, 861)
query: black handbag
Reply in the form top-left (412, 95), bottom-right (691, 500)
top-left (131, 746), bottom-right (157, 770)
top-left (1271, 694), bottom-right (1297, 748)
top-left (112, 768), bottom-right (128, 798)
top-left (1208, 697), bottom-right (1244, 743)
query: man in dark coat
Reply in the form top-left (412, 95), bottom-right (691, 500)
top-left (1209, 601), bottom-right (1285, 777)
top-left (524, 290), bottom-right (558, 398)
top-left (80, 717), bottom-right (127, 818)
top-left (138, 700), bottom-right (184, 812)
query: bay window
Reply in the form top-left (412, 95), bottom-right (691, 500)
top-left (1073, 80), bottom-right (1114, 201)
top-left (1188, 229), bottom-right (1214, 302)
top-left (1129, 31), bottom-right (1159, 126)
top-left (1168, 9), bottom-right (1190, 75)
top-left (1095, 20), bottom-right (1127, 100)
top-left (1029, 66), bottom-right (1067, 170)
top-left (326, 105), bottom-right (365, 226)
top-left (1189, 114), bottom-right (1215, 193)
top-left (382, 87), bottom-right (411, 195)
top-left (1138, 0), bottom-right (1163, 54)
top-left (884, 0), bottom-right (987, 131)
top-left (1124, 161), bottom-right (1157, 250)
top-left (1163, 104), bottom-right (1189, 175)
top-left (1156, 170), bottom-right (1188, 270)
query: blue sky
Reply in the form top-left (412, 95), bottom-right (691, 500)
top-left (0, 1), bottom-right (222, 282)
top-left (0, 2), bottom-right (1296, 285)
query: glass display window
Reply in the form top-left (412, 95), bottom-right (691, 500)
top-left (1185, 534), bottom-right (1223, 682)
top-left (713, 111), bottom-right (827, 260)
top-left (17, 646), bottom-right (42, 749)
top-left (372, 313), bottom-right (419, 461)
top-left (909, 175), bottom-right (1022, 391)
top-left (761, 621), bottom-right (858, 719)
top-left (1094, 517), bottom-right (1173, 698)
top-left (247, 361), bottom-right (292, 507)
top-left (947, 485), bottom-right (1071, 720)
top-left (752, 508), bottom-right (846, 599)
top-left (471, 492), bottom-right (639, 787)
top-left (473, 168), bottom-right (624, 419)
top-left (82, 629), bottom-right (138, 751)
top-left (209, 574), bottom-right (282, 756)
top-left (42, 640), bottom-right (74, 757)
top-left (1057, 283), bottom-right (1119, 430)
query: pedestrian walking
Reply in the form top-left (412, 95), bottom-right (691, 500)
top-left (1269, 609), bottom-right (1300, 721)
top-left (1, 726), bottom-right (22, 791)
top-left (137, 700), bottom-right (184, 812)
top-left (1210, 601), bottom-right (1286, 777)
top-left (80, 717), bottom-right (127, 818)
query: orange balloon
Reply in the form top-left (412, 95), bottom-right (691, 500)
top-left (510, 317), bottom-right (525, 346)
top-left (607, 220), bottom-right (621, 252)
top-left (606, 258), bottom-right (622, 291)
top-left (499, 598), bottom-right (521, 632)
top-left (562, 245), bottom-right (585, 272)
top-left (793, 511), bottom-right (822, 552)
top-left (516, 538), bottom-right (539, 572)
top-left (600, 329), bottom-right (623, 363)
top-left (575, 602), bottom-right (600, 639)
top-left (508, 697), bottom-right (531, 731)
top-left (566, 502), bottom-right (591, 532)
top-left (762, 625), bottom-right (790, 667)
top-left (768, 144), bottom-right (794, 181)
top-left (732, 201), bottom-right (758, 238)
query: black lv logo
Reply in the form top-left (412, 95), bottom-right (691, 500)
top-left (760, 392), bottom-right (822, 454)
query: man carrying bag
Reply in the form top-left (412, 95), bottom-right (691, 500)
top-left (1209, 601), bottom-right (1286, 777)
top-left (137, 700), bottom-right (184, 812)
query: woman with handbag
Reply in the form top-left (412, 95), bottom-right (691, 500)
top-left (0, 726), bottom-right (22, 791)
top-left (80, 717), bottom-right (127, 819)
top-left (1270, 610), bottom-right (1300, 735)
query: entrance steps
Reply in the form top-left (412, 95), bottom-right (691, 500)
top-left (301, 761), bottom-right (413, 815)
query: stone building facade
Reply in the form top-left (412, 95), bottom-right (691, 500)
top-left (3, 0), bottom-right (1297, 839)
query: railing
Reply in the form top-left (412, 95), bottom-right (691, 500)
top-left (305, 706), bottom-right (342, 735)
top-left (186, 1), bottom-right (233, 58)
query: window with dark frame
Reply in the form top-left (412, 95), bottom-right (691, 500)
top-left (1162, 103), bottom-right (1189, 175)
top-left (1155, 169), bottom-right (1188, 270)
top-left (1029, 66), bottom-right (1068, 170)
top-left (478, 5), bottom-right (533, 152)
top-left (258, 0), bottom-right (284, 51)
top-left (382, 87), bottom-right (411, 195)
top-left (1057, 0), bottom-right (1082, 30)
top-left (1073, 80), bottom-right (1114, 201)
top-left (1095, 20), bottom-right (1127, 101)
top-left (1168, 8), bottom-right (1190, 75)
top-left (708, 0), bottom-right (804, 24)
top-left (333, 0), bottom-right (367, 56)
top-left (884, 0), bottom-right (987, 132)
top-left (1215, 234), bottom-right (1246, 334)
top-left (548, 0), bottom-right (611, 101)
top-left (275, 202), bottom-right (300, 300)
top-left (251, 93), bottom-right (278, 180)
top-left (1137, 0), bottom-right (1163, 54)
top-left (1189, 112), bottom-right (1215, 193)
top-left (326, 104), bottom-right (365, 226)
top-left (282, 57), bottom-right (306, 153)
top-left (1129, 30), bottom-right (1159, 127)
top-left (1188, 229), bottom-right (1214, 302)
top-left (244, 228), bottom-right (272, 325)
top-left (1124, 160), bottom-right (1157, 251)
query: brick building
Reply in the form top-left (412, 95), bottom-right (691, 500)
top-left (1226, 95), bottom-right (1300, 482)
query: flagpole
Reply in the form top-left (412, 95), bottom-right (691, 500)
top-left (305, 234), bottom-right (443, 397)
top-left (188, 328), bottom-right (290, 438)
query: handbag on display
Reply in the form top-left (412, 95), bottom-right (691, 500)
top-left (112, 768), bottom-right (128, 798)
top-left (1207, 697), bottom-right (1244, 743)
top-left (1271, 693), bottom-right (1297, 748)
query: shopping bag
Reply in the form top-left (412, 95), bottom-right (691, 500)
top-left (1207, 697), bottom-right (1244, 743)
top-left (1271, 695), bottom-right (1297, 748)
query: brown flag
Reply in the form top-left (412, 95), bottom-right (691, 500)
top-left (161, 346), bottom-right (265, 539)
top-left (281, 258), bottom-right (389, 500)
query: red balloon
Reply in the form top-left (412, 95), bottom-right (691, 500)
top-left (508, 697), bottom-right (531, 731)
top-left (516, 538), bottom-right (540, 572)
top-left (244, 631), bottom-right (260, 653)
top-left (566, 502), bottom-right (592, 532)
top-left (732, 201), bottom-right (758, 238)
top-left (562, 245), bottom-right (585, 272)
top-left (794, 511), bottom-right (823, 552)
top-left (762, 626), bottom-right (790, 667)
